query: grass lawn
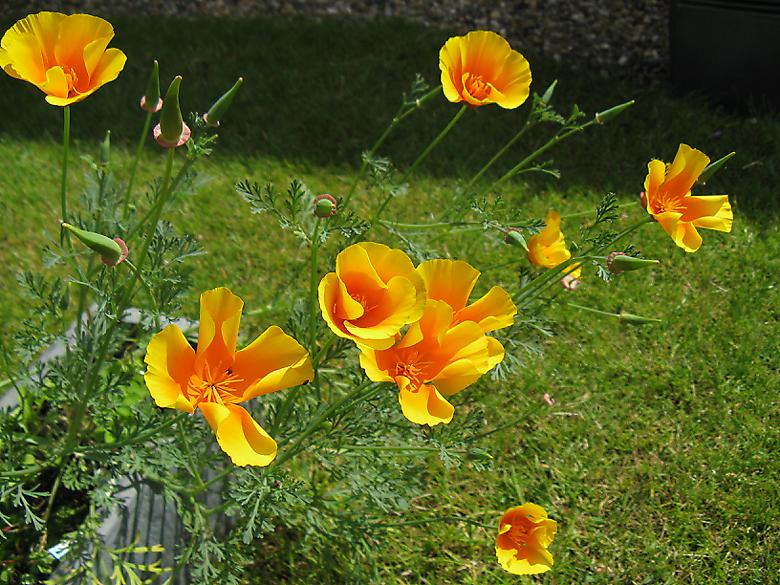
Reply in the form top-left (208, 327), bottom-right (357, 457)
top-left (1, 14), bottom-right (778, 584)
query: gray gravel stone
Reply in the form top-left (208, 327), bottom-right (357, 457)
top-left (4, 0), bottom-right (670, 79)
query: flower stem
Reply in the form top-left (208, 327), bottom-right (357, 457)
top-left (122, 109), bottom-right (154, 217)
top-left (372, 515), bottom-right (494, 531)
top-left (60, 106), bottom-right (70, 224)
top-left (371, 104), bottom-right (468, 226)
top-left (341, 85), bottom-right (442, 211)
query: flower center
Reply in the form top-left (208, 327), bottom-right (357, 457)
top-left (61, 65), bottom-right (78, 95)
top-left (651, 194), bottom-right (683, 215)
top-left (393, 351), bottom-right (430, 389)
top-left (465, 73), bottom-right (491, 100)
top-left (507, 522), bottom-right (530, 549)
top-left (186, 362), bottom-right (244, 408)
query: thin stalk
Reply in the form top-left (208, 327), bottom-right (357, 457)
top-left (487, 120), bottom-right (596, 194)
top-left (308, 219), bottom-right (323, 357)
top-left (373, 515), bottom-right (494, 531)
top-left (37, 466), bottom-right (65, 550)
top-left (341, 85), bottom-right (442, 211)
top-left (60, 106), bottom-right (71, 223)
top-left (371, 104), bottom-right (468, 225)
top-left (462, 117), bottom-right (534, 194)
top-left (566, 302), bottom-right (620, 318)
top-left (124, 260), bottom-right (159, 329)
top-left (123, 109), bottom-right (154, 216)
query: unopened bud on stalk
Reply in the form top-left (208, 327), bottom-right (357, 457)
top-left (100, 130), bottom-right (111, 167)
top-left (697, 151), bottom-right (735, 185)
top-left (504, 228), bottom-right (528, 251)
top-left (203, 77), bottom-right (243, 127)
top-left (561, 274), bottom-right (581, 291)
top-left (595, 100), bottom-right (635, 124)
top-left (61, 223), bottom-right (129, 266)
top-left (540, 79), bottom-right (558, 105)
top-left (140, 60), bottom-right (162, 113)
top-left (607, 252), bottom-right (659, 274)
top-left (153, 76), bottom-right (191, 148)
top-left (619, 310), bottom-right (662, 325)
top-left (313, 194), bottom-right (337, 218)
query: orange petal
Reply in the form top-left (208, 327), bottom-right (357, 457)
top-left (662, 144), bottom-right (710, 198)
top-left (0, 12), bottom-right (65, 84)
top-left (439, 35), bottom-right (465, 103)
top-left (87, 47), bottom-right (126, 91)
top-left (398, 383), bottom-right (454, 426)
top-left (143, 325), bottom-right (196, 414)
top-left (196, 287), bottom-right (244, 371)
top-left (233, 325), bottom-right (313, 400)
top-left (199, 403), bottom-right (277, 467)
top-left (644, 159), bottom-right (666, 211)
top-left (684, 195), bottom-right (733, 232)
top-left (456, 286), bottom-right (517, 332)
top-left (492, 50), bottom-right (532, 109)
top-left (416, 259), bottom-right (479, 311)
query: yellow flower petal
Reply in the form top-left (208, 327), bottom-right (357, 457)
top-left (456, 286), bottom-right (516, 332)
top-left (685, 195), bottom-right (733, 232)
top-left (416, 259), bottom-right (479, 311)
top-left (398, 382), bottom-right (454, 426)
top-left (644, 159), bottom-right (666, 211)
top-left (196, 287), bottom-right (244, 371)
top-left (143, 324), bottom-right (196, 414)
top-left (663, 143), bottom-right (710, 198)
top-left (199, 403), bottom-right (277, 467)
top-left (233, 325), bottom-right (313, 400)
top-left (496, 503), bottom-right (557, 575)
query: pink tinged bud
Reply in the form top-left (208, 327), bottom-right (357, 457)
top-left (313, 194), bottom-right (338, 218)
top-left (561, 274), bottom-right (581, 291)
top-left (640, 190), bottom-right (647, 209)
top-left (140, 96), bottom-right (163, 113)
top-left (101, 238), bottom-right (129, 267)
top-left (543, 392), bottom-right (556, 406)
top-left (153, 121), bottom-right (191, 148)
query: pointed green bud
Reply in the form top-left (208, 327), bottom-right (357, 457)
top-left (504, 228), bottom-right (528, 251)
top-left (62, 223), bottom-right (128, 266)
top-left (697, 151), bottom-right (735, 185)
top-left (595, 100), bottom-right (635, 124)
top-left (619, 311), bottom-right (662, 325)
top-left (204, 77), bottom-right (243, 128)
top-left (154, 76), bottom-right (191, 148)
top-left (540, 79), bottom-right (558, 105)
top-left (100, 130), bottom-right (111, 167)
top-left (140, 60), bottom-right (162, 113)
top-left (607, 252), bottom-right (659, 274)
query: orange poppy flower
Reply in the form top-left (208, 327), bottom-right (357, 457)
top-left (0, 12), bottom-right (126, 106)
top-left (527, 210), bottom-right (581, 279)
top-left (144, 287), bottom-right (313, 467)
top-left (439, 30), bottom-right (531, 109)
top-left (358, 300), bottom-right (504, 426)
top-left (416, 259), bottom-right (516, 332)
top-left (644, 143), bottom-right (733, 253)
top-left (318, 242), bottom-right (426, 350)
top-left (496, 503), bottom-right (558, 575)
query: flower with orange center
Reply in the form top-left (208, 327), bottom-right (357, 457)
top-left (527, 210), bottom-right (581, 279)
top-left (439, 30), bottom-right (532, 109)
top-left (358, 300), bottom-right (504, 426)
top-left (496, 503), bottom-right (558, 575)
top-left (416, 259), bottom-right (516, 332)
top-left (0, 12), bottom-right (127, 106)
top-left (644, 143), bottom-right (733, 253)
top-left (319, 242), bottom-right (426, 350)
top-left (144, 287), bottom-right (313, 467)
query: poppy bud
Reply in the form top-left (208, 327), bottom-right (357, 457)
top-left (607, 252), bottom-right (659, 274)
top-left (313, 194), bottom-right (337, 218)
top-left (540, 79), bottom-right (557, 105)
top-left (697, 151), bottom-right (735, 185)
top-left (504, 228), bottom-right (528, 251)
top-left (595, 100), bottom-right (635, 124)
top-left (140, 60), bottom-right (162, 113)
top-left (203, 77), bottom-right (243, 128)
top-left (153, 76), bottom-right (191, 148)
top-left (619, 311), bottom-right (662, 325)
top-left (62, 223), bottom-right (129, 266)
top-left (561, 274), bottom-right (581, 291)
top-left (100, 130), bottom-right (111, 167)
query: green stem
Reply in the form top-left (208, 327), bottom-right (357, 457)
top-left (60, 106), bottom-right (70, 223)
top-left (566, 302), bottom-right (620, 318)
top-left (273, 381), bottom-right (382, 469)
top-left (336, 445), bottom-right (468, 454)
top-left (373, 515), bottom-right (494, 531)
top-left (371, 104), bottom-right (468, 225)
top-left (462, 118), bottom-right (534, 194)
top-left (487, 120), bottom-right (595, 194)
top-left (124, 260), bottom-right (159, 329)
top-left (340, 85), bottom-right (441, 211)
top-left (123, 109), bottom-right (154, 216)
top-left (308, 219), bottom-right (323, 357)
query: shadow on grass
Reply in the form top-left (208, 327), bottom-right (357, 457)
top-left (1, 15), bottom-right (778, 221)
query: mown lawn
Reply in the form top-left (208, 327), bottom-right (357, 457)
top-left (1, 14), bottom-right (778, 584)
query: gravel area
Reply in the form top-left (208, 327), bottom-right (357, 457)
top-left (4, 0), bottom-right (669, 79)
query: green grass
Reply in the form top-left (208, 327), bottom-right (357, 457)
top-left (1, 14), bottom-right (778, 584)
